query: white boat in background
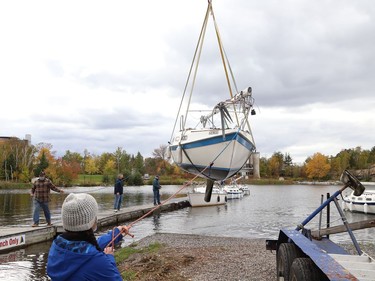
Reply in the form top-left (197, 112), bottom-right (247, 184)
top-left (188, 186), bottom-right (227, 207)
top-left (239, 185), bottom-right (250, 196)
top-left (223, 184), bottom-right (244, 199)
top-left (342, 190), bottom-right (375, 214)
top-left (168, 1), bottom-right (256, 183)
top-left (342, 182), bottom-right (375, 214)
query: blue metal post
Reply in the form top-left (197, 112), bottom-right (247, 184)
top-left (333, 197), bottom-right (362, 255)
top-left (295, 187), bottom-right (345, 231)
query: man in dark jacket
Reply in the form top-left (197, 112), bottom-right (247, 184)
top-left (30, 171), bottom-right (64, 227)
top-left (152, 175), bottom-right (161, 206)
top-left (113, 174), bottom-right (124, 212)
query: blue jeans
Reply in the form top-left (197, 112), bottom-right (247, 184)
top-left (33, 199), bottom-right (51, 224)
top-left (153, 188), bottom-right (161, 205)
top-left (114, 194), bottom-right (123, 210)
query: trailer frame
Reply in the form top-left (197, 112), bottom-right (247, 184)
top-left (266, 170), bottom-right (375, 281)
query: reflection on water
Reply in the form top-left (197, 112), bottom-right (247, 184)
top-left (1, 184), bottom-right (375, 280)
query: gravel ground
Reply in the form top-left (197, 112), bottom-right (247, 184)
top-left (119, 233), bottom-right (375, 281)
top-left (122, 233), bottom-right (277, 281)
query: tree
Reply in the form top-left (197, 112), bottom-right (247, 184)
top-left (54, 158), bottom-right (80, 186)
top-left (305, 152), bottom-right (331, 180)
top-left (152, 144), bottom-right (168, 160)
top-left (85, 157), bottom-right (98, 175)
top-left (152, 144), bottom-right (169, 175)
top-left (103, 159), bottom-right (116, 183)
top-left (133, 152), bottom-right (145, 175)
top-left (34, 150), bottom-right (49, 176)
top-left (62, 150), bottom-right (83, 172)
top-left (284, 153), bottom-right (293, 177)
top-left (268, 152), bottom-right (284, 178)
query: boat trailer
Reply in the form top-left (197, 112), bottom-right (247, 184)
top-left (266, 169), bottom-right (375, 281)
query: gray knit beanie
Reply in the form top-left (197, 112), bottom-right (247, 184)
top-left (62, 193), bottom-right (98, 232)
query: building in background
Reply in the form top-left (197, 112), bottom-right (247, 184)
top-left (0, 134), bottom-right (31, 146)
top-left (239, 152), bottom-right (260, 179)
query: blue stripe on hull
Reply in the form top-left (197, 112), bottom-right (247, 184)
top-left (170, 131), bottom-right (254, 152)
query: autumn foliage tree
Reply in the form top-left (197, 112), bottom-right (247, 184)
top-left (305, 152), bottom-right (331, 180)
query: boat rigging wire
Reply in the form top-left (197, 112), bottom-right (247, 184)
top-left (105, 164), bottom-right (214, 248)
top-left (169, 0), bottom-right (242, 143)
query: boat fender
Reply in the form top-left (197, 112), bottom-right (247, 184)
top-left (175, 145), bottom-right (182, 164)
top-left (225, 196), bottom-right (227, 202)
top-left (364, 203), bottom-right (368, 214)
top-left (217, 195), bottom-right (220, 202)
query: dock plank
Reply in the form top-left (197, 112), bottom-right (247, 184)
top-left (0, 198), bottom-right (190, 253)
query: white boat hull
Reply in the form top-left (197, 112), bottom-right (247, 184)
top-left (342, 189), bottom-right (375, 214)
top-left (223, 186), bottom-right (244, 199)
top-left (239, 186), bottom-right (250, 196)
top-left (188, 187), bottom-right (227, 207)
top-left (170, 128), bottom-right (255, 181)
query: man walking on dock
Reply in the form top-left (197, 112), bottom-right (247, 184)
top-left (30, 171), bottom-right (64, 227)
top-left (113, 174), bottom-right (124, 212)
top-left (152, 175), bottom-right (161, 206)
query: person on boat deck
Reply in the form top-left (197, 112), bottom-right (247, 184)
top-left (30, 171), bottom-right (64, 227)
top-left (113, 173), bottom-right (124, 212)
top-left (47, 193), bottom-right (128, 281)
top-left (152, 175), bottom-right (161, 206)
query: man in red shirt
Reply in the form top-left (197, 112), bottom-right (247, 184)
top-left (30, 171), bottom-right (64, 227)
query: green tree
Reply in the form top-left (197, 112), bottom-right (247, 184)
top-left (34, 151), bottom-right (49, 176)
top-left (133, 152), bottom-right (145, 175)
top-left (283, 153), bottom-right (293, 177)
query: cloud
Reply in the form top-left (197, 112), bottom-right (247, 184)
top-left (0, 0), bottom-right (374, 164)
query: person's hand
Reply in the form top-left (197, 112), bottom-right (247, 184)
top-left (60, 190), bottom-right (64, 194)
top-left (117, 225), bottom-right (134, 238)
top-left (30, 193), bottom-right (34, 197)
top-left (117, 225), bottom-right (129, 233)
top-left (104, 247), bottom-right (114, 255)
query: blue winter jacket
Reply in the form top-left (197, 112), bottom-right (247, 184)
top-left (114, 178), bottom-right (124, 195)
top-left (47, 228), bottom-right (123, 281)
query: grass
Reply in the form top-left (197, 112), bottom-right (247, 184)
top-left (74, 174), bottom-right (105, 186)
top-left (0, 181), bottom-right (32, 189)
top-left (115, 242), bottom-right (162, 260)
top-left (115, 242), bottom-right (163, 281)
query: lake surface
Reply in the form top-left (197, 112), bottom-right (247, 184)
top-left (1, 184), bottom-right (375, 280)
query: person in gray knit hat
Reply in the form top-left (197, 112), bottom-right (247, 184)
top-left (62, 193), bottom-right (99, 231)
top-left (47, 193), bottom-right (129, 280)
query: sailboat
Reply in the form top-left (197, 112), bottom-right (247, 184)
top-left (169, 1), bottom-right (256, 200)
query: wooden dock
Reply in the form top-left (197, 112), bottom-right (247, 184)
top-left (0, 198), bottom-right (190, 253)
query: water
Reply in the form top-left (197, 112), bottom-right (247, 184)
top-left (1, 184), bottom-right (375, 280)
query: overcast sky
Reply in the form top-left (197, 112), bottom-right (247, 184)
top-left (1, 0), bottom-right (374, 164)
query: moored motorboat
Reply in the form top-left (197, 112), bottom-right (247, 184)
top-left (222, 184), bottom-right (244, 199)
top-left (239, 185), bottom-right (250, 196)
top-left (188, 186), bottom-right (227, 207)
top-left (342, 182), bottom-right (375, 214)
